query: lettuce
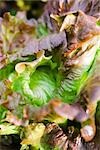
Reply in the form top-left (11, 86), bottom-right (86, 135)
top-left (9, 51), bottom-right (57, 106)
top-left (0, 12), bottom-right (36, 69)
top-left (5, 38), bottom-right (100, 107)
top-left (10, 68), bottom-right (56, 106)
top-left (21, 123), bottom-right (45, 149)
top-left (0, 105), bottom-right (7, 122)
top-left (56, 36), bottom-right (100, 103)
top-left (0, 2), bottom-right (99, 147)
top-left (29, 69), bottom-right (56, 106)
top-left (0, 123), bottom-right (19, 135)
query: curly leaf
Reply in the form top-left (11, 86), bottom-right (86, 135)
top-left (9, 52), bottom-right (57, 106)
top-left (21, 123), bottom-right (45, 149)
top-left (56, 36), bottom-right (100, 103)
top-left (0, 123), bottom-right (19, 135)
top-left (0, 12), bottom-right (36, 68)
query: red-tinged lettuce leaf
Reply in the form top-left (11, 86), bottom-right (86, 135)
top-left (41, 123), bottom-right (83, 150)
top-left (41, 123), bottom-right (68, 150)
top-left (0, 12), bottom-right (36, 69)
top-left (56, 37), bottom-right (100, 104)
top-left (40, 0), bottom-right (100, 32)
top-left (0, 11), bottom-right (68, 69)
top-left (31, 99), bottom-right (88, 123)
top-left (51, 11), bottom-right (100, 52)
top-left (20, 31), bottom-right (67, 58)
top-left (58, 0), bottom-right (100, 17)
top-left (79, 50), bottom-right (100, 142)
top-left (64, 0), bottom-right (100, 17)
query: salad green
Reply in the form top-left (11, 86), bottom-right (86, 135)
top-left (0, 0), bottom-right (100, 149)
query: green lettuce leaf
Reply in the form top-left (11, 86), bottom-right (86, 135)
top-left (9, 51), bottom-right (57, 106)
top-left (56, 36), bottom-right (100, 103)
top-left (0, 63), bottom-right (15, 81)
top-left (21, 123), bottom-right (45, 149)
top-left (0, 105), bottom-right (7, 122)
top-left (0, 123), bottom-right (19, 135)
top-left (29, 68), bottom-right (56, 106)
top-left (10, 68), bottom-right (56, 106)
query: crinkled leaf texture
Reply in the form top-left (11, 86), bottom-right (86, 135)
top-left (9, 51), bottom-right (57, 106)
top-left (0, 123), bottom-right (19, 135)
top-left (21, 123), bottom-right (45, 149)
top-left (0, 12), bottom-right (36, 69)
top-left (29, 69), bottom-right (56, 106)
top-left (56, 36), bottom-right (100, 103)
top-left (10, 68), bottom-right (56, 106)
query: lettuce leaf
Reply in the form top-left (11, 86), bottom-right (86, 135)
top-left (0, 105), bottom-right (7, 122)
top-left (29, 69), bottom-right (56, 106)
top-left (21, 123), bottom-right (45, 149)
top-left (56, 36), bottom-right (100, 103)
top-left (0, 12), bottom-right (36, 69)
top-left (9, 51), bottom-right (57, 106)
top-left (10, 68), bottom-right (56, 106)
top-left (0, 123), bottom-right (19, 135)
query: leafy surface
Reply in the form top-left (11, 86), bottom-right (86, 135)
top-left (0, 0), bottom-right (100, 150)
